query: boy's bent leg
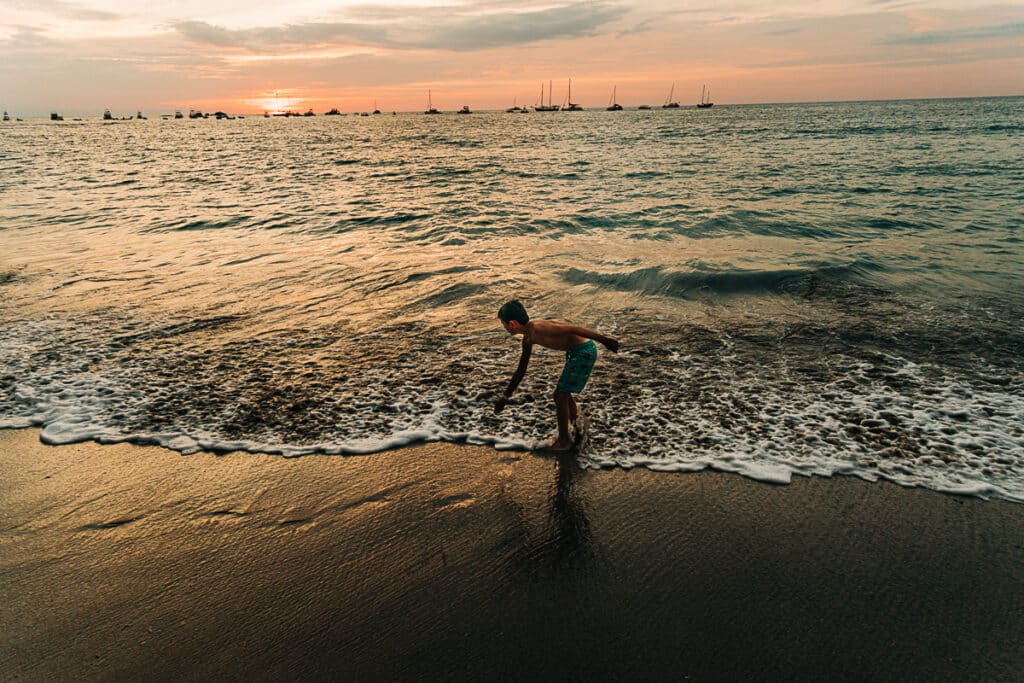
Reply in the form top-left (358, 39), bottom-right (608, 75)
top-left (549, 390), bottom-right (575, 452)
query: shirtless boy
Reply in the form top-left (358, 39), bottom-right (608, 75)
top-left (494, 300), bottom-right (620, 452)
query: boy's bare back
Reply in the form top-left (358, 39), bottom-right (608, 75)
top-left (521, 320), bottom-right (589, 351)
top-left (508, 319), bottom-right (619, 353)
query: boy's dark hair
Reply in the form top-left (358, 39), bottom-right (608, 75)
top-left (498, 300), bottom-right (529, 325)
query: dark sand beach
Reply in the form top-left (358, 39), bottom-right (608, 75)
top-left (1, 428), bottom-right (1022, 681)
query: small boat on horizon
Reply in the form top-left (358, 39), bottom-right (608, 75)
top-left (174, 111), bottom-right (183, 119)
top-left (565, 79), bottom-right (583, 111)
top-left (606, 86), bottom-right (623, 111)
top-left (506, 97), bottom-right (527, 113)
top-left (697, 84), bottom-right (714, 108)
top-left (103, 109), bottom-right (113, 120)
top-left (2, 111), bottom-right (9, 121)
top-left (136, 111), bottom-right (146, 120)
top-left (372, 100), bottom-right (381, 115)
top-left (425, 90), bottom-right (441, 114)
top-left (457, 105), bottom-right (472, 114)
top-left (638, 105), bottom-right (652, 110)
top-left (534, 80), bottom-right (560, 112)
top-left (324, 108), bottom-right (342, 115)
top-left (662, 83), bottom-right (680, 109)
top-left (50, 112), bottom-right (63, 121)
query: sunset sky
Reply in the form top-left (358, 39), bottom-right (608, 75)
top-left (1, 0), bottom-right (1021, 115)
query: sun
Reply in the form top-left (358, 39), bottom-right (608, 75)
top-left (248, 93), bottom-right (303, 114)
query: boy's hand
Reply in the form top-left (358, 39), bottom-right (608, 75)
top-left (602, 337), bottom-right (620, 353)
top-left (494, 396), bottom-right (508, 413)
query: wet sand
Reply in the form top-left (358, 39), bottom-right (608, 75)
top-left (1, 428), bottom-right (1022, 680)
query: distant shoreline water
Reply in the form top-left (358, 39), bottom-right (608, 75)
top-left (2, 97), bottom-right (1022, 501)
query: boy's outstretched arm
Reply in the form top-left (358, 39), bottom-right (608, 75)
top-left (568, 325), bottom-right (620, 353)
top-left (494, 338), bottom-right (532, 413)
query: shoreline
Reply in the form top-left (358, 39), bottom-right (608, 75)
top-left (23, 423), bottom-right (1024, 505)
top-left (2, 428), bottom-right (1022, 680)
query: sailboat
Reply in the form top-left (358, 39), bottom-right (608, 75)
top-left (2, 111), bottom-right (9, 121)
top-left (662, 83), bottom-right (680, 109)
top-left (565, 79), bottom-right (583, 111)
top-left (424, 90), bottom-right (440, 114)
top-left (372, 100), bottom-right (381, 115)
top-left (506, 97), bottom-right (529, 113)
top-left (606, 86), bottom-right (623, 111)
top-left (534, 81), bottom-right (560, 112)
top-left (697, 84), bottom-right (714, 108)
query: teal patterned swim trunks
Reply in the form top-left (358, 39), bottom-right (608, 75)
top-left (557, 340), bottom-right (598, 393)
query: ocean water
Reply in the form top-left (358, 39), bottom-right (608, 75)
top-left (2, 98), bottom-right (1022, 501)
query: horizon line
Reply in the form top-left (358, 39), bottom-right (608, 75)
top-left (7, 93), bottom-right (1023, 118)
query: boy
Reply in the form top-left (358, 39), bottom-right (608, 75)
top-left (494, 300), bottom-right (620, 452)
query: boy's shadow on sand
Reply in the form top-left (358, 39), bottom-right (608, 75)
top-left (506, 447), bottom-right (597, 578)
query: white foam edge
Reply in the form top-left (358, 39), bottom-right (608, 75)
top-left (35, 420), bottom-right (534, 459)
top-left (27, 417), bottom-right (1024, 504)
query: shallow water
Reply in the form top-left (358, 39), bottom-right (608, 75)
top-left (2, 98), bottom-right (1023, 500)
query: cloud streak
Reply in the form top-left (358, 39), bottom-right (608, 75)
top-left (882, 21), bottom-right (1023, 45)
top-left (0, 0), bottom-right (120, 21)
top-left (173, 20), bottom-right (386, 50)
top-left (173, 1), bottom-right (629, 53)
